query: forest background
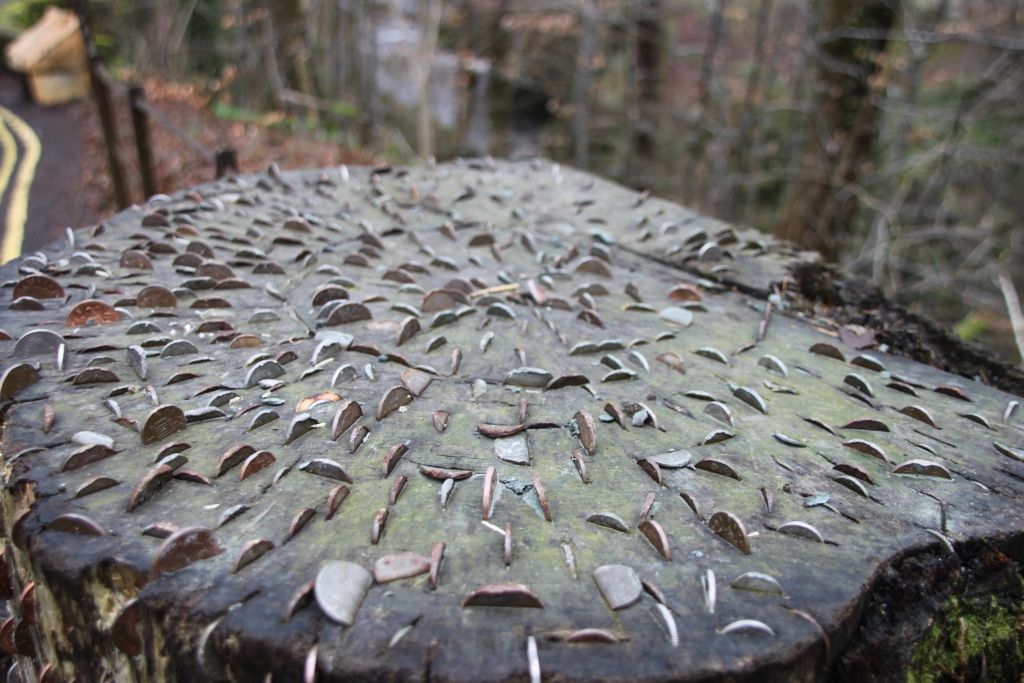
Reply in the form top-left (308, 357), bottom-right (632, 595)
top-left (2, 0), bottom-right (1022, 363)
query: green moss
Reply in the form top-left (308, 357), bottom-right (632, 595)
top-left (211, 102), bottom-right (270, 126)
top-left (907, 592), bottom-right (1023, 683)
top-left (0, 0), bottom-right (55, 41)
top-left (953, 311), bottom-right (989, 343)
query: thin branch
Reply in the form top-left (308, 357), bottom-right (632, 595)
top-left (998, 271), bottom-right (1024, 364)
top-left (819, 27), bottom-right (1024, 51)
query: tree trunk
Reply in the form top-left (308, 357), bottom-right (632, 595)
top-left (572, 0), bottom-right (598, 169)
top-left (685, 0), bottom-right (727, 207)
top-left (730, 0), bottom-right (774, 219)
top-left (294, 0), bottom-right (322, 125)
top-left (776, 0), bottom-right (898, 260)
top-left (873, 0), bottom-right (949, 289)
top-left (629, 0), bottom-right (662, 190)
top-left (781, 1), bottom-right (823, 211)
top-left (230, 0), bottom-right (248, 105)
top-left (352, 0), bottom-right (379, 146)
top-left (260, 0), bottom-right (286, 106)
top-left (416, 0), bottom-right (444, 160)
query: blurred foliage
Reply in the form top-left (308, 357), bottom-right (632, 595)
top-left (76, 0), bottom-right (1024, 363)
top-left (0, 0), bottom-right (65, 41)
top-left (954, 312), bottom-right (991, 343)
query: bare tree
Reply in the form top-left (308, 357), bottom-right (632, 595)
top-left (777, 0), bottom-right (898, 259)
top-left (572, 0), bottom-right (598, 168)
top-left (780, 1), bottom-right (824, 214)
top-left (416, 0), bottom-right (444, 160)
top-left (684, 0), bottom-right (727, 207)
top-left (629, 0), bottom-right (663, 189)
top-left (260, 0), bottom-right (286, 104)
top-left (729, 0), bottom-right (774, 219)
top-left (352, 0), bottom-right (380, 146)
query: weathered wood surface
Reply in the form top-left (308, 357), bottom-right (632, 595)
top-left (0, 159), bottom-right (1021, 682)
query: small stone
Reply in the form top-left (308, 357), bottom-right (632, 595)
top-left (494, 434), bottom-right (530, 465)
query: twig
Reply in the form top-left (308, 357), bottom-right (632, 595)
top-left (757, 299), bottom-right (773, 343)
top-left (481, 520), bottom-right (506, 536)
top-left (820, 27), bottom-right (1024, 52)
top-left (998, 270), bottom-right (1024, 365)
top-left (168, 0), bottom-right (199, 58)
top-left (276, 89), bottom-right (332, 111)
top-left (470, 284), bottom-right (520, 298)
top-left (132, 99), bottom-right (214, 162)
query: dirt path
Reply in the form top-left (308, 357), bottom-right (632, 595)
top-left (0, 71), bottom-right (97, 261)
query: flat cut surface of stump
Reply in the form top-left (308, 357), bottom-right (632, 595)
top-left (0, 159), bottom-right (1022, 682)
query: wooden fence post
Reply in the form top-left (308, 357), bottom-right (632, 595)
top-left (129, 84), bottom-right (158, 199)
top-left (74, 0), bottom-right (132, 209)
top-left (89, 62), bottom-right (132, 209)
top-left (215, 149), bottom-right (239, 179)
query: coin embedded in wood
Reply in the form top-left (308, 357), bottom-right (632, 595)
top-left (233, 539), bottom-right (275, 573)
top-left (331, 400), bottom-right (363, 440)
top-left (66, 299), bottom-right (120, 327)
top-left (314, 561), bottom-right (373, 625)
top-left (592, 565), bottom-right (642, 610)
top-left (149, 527), bottom-right (224, 579)
top-left (708, 511), bottom-right (751, 555)
top-left (377, 385), bottom-right (414, 420)
top-left (239, 451), bottom-right (276, 480)
top-left (373, 552), bottom-right (430, 584)
top-left (892, 459), bottom-right (953, 479)
top-left (419, 464), bottom-right (473, 481)
top-left (382, 442), bottom-right (410, 477)
top-left (126, 465), bottom-right (174, 512)
top-left (587, 512), bottom-right (629, 533)
top-left (777, 521), bottom-right (825, 543)
top-left (638, 519), bottom-right (671, 560)
top-left (300, 458), bottom-right (353, 483)
top-left (141, 405), bottom-right (186, 445)
top-left (13, 274), bottom-right (64, 300)
top-left (461, 583), bottom-right (543, 608)
top-left (12, 329), bottom-right (64, 357)
top-left (574, 410), bottom-right (597, 454)
top-left (111, 600), bottom-right (142, 656)
top-left (646, 450), bottom-right (692, 468)
top-left (732, 572), bottom-right (783, 594)
top-left (0, 363), bottom-right (39, 399)
top-left (46, 513), bottom-right (106, 536)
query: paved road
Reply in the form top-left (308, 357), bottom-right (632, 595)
top-left (0, 71), bottom-right (96, 263)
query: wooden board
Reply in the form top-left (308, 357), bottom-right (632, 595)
top-left (0, 160), bottom-right (1021, 682)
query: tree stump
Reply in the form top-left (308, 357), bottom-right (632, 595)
top-left (0, 159), bottom-right (1021, 682)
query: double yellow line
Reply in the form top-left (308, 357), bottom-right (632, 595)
top-left (0, 106), bottom-right (40, 265)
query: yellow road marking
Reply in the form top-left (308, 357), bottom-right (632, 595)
top-left (0, 106), bottom-right (41, 265)
top-left (0, 117), bottom-right (15, 218)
